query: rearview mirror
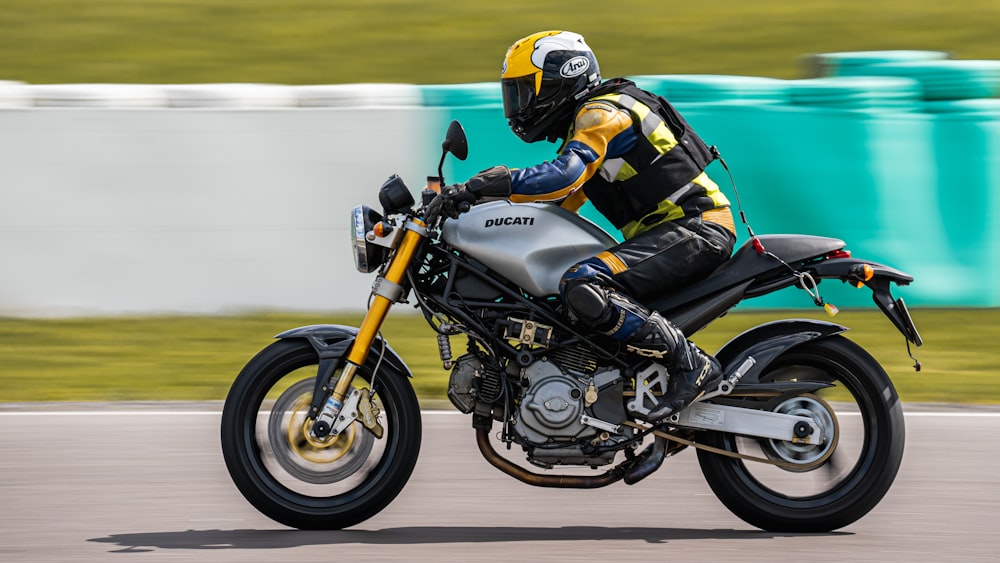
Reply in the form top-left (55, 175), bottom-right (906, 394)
top-left (437, 120), bottom-right (469, 183)
top-left (442, 120), bottom-right (468, 161)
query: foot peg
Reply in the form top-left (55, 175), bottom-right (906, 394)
top-left (699, 356), bottom-right (756, 402)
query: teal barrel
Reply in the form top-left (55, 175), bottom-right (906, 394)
top-left (629, 74), bottom-right (789, 105)
top-left (918, 99), bottom-right (1000, 305)
top-left (803, 50), bottom-right (952, 78)
top-left (834, 59), bottom-right (1000, 100)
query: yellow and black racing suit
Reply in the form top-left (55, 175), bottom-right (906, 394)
top-left (510, 79), bottom-right (737, 340)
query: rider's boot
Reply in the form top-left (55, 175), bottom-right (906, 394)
top-left (625, 310), bottom-right (722, 423)
top-left (562, 282), bottom-right (722, 423)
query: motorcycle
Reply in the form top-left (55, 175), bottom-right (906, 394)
top-left (221, 120), bottom-right (922, 533)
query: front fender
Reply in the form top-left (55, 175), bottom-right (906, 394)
top-left (715, 319), bottom-right (847, 385)
top-left (275, 324), bottom-right (413, 378)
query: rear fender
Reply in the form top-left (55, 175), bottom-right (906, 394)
top-left (809, 257), bottom-right (922, 346)
top-left (715, 319), bottom-right (847, 386)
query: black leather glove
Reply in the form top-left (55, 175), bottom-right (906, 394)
top-left (423, 166), bottom-right (512, 225)
top-left (424, 183), bottom-right (475, 225)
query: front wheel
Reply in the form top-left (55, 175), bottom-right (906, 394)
top-left (697, 335), bottom-right (905, 532)
top-left (221, 338), bottom-right (421, 529)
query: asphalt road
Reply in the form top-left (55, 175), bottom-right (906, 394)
top-left (1, 403), bottom-right (998, 562)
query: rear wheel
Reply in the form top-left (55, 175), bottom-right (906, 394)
top-left (697, 335), bottom-right (904, 532)
top-left (221, 339), bottom-right (421, 529)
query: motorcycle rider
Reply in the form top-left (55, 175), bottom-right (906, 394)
top-left (426, 30), bottom-right (737, 422)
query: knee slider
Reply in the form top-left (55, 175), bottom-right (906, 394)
top-left (564, 281), bottom-right (612, 324)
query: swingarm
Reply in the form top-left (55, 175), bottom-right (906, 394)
top-left (666, 402), bottom-right (824, 444)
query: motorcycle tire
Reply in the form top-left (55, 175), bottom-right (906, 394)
top-left (697, 335), bottom-right (905, 532)
top-left (221, 338), bottom-right (421, 529)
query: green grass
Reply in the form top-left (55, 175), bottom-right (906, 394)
top-left (1, 1), bottom-right (999, 85)
top-left (1, 309), bottom-right (996, 404)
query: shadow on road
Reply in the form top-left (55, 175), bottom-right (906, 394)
top-left (89, 526), bottom-right (846, 552)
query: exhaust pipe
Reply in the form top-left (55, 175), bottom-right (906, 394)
top-left (475, 428), bottom-right (626, 488)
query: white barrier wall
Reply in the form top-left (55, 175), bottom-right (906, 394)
top-left (0, 106), bottom-right (438, 316)
top-left (3, 68), bottom-right (999, 316)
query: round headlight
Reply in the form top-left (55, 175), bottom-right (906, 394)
top-left (350, 205), bottom-right (387, 273)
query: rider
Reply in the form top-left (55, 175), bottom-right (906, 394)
top-left (426, 30), bottom-right (737, 422)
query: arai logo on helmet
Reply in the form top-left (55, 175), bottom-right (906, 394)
top-left (560, 56), bottom-right (590, 78)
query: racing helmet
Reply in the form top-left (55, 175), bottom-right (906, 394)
top-left (501, 31), bottom-right (601, 143)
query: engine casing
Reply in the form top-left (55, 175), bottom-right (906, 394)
top-left (447, 350), bottom-right (633, 467)
top-left (516, 361), bottom-right (592, 445)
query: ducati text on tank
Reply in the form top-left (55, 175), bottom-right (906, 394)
top-left (484, 216), bottom-right (536, 228)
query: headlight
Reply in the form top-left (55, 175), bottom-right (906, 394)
top-left (350, 205), bottom-right (387, 273)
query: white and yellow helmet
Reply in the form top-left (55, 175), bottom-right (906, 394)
top-left (501, 31), bottom-right (601, 143)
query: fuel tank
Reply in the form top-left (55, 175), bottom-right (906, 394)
top-left (441, 201), bottom-right (618, 297)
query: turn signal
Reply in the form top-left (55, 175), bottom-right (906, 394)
top-left (426, 176), bottom-right (443, 194)
top-left (848, 263), bottom-right (874, 287)
top-left (373, 221), bottom-right (393, 238)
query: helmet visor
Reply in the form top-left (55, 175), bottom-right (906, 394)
top-left (502, 75), bottom-right (537, 119)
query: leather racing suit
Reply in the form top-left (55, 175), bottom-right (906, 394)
top-left (509, 79), bottom-right (736, 315)
top-left (508, 79), bottom-right (737, 420)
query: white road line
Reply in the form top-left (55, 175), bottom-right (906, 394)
top-left (903, 412), bottom-right (1000, 417)
top-left (0, 411), bottom-right (222, 416)
top-left (0, 410), bottom-right (997, 417)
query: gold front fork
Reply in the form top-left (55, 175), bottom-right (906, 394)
top-left (328, 219), bottom-right (427, 406)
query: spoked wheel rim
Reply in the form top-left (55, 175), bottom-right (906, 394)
top-left (761, 393), bottom-right (839, 472)
top-left (722, 363), bottom-right (872, 503)
top-left (244, 357), bottom-right (392, 501)
top-left (266, 378), bottom-right (376, 485)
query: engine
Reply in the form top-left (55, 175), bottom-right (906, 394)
top-left (517, 362), bottom-right (592, 444)
top-left (448, 351), bottom-right (634, 468)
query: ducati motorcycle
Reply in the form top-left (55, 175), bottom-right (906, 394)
top-left (221, 121), bottom-right (922, 532)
